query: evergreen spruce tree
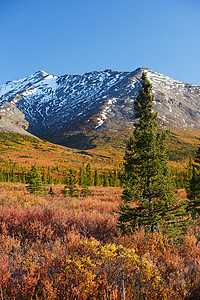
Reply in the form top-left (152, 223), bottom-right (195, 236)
top-left (80, 178), bottom-right (90, 197)
top-left (113, 169), bottom-right (119, 187)
top-left (49, 175), bottom-right (53, 184)
top-left (22, 171), bottom-right (26, 184)
top-left (85, 163), bottom-right (94, 186)
top-left (118, 71), bottom-right (188, 233)
top-left (7, 173), bottom-right (10, 182)
top-left (41, 167), bottom-right (48, 184)
top-left (80, 166), bottom-right (90, 197)
top-left (47, 167), bottom-right (53, 184)
top-left (94, 170), bottom-right (101, 186)
top-left (79, 166), bottom-right (85, 186)
top-left (10, 166), bottom-right (14, 182)
top-left (62, 168), bottom-right (69, 185)
top-left (3, 169), bottom-right (6, 182)
top-left (62, 167), bottom-right (79, 197)
top-left (103, 171), bottom-right (109, 187)
top-left (26, 163), bottom-right (43, 194)
top-left (186, 149), bottom-right (200, 218)
top-left (109, 170), bottom-right (114, 186)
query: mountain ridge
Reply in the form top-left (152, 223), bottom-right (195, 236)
top-left (0, 67), bottom-right (200, 149)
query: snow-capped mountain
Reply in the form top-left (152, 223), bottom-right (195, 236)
top-left (0, 68), bottom-right (199, 148)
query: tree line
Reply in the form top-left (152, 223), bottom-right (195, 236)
top-left (0, 157), bottom-right (193, 190)
top-left (0, 161), bottom-right (122, 186)
top-left (25, 162), bottom-right (122, 196)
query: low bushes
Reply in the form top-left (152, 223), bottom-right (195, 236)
top-left (1, 183), bottom-right (200, 299)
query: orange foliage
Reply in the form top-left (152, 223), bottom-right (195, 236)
top-left (0, 183), bottom-right (200, 299)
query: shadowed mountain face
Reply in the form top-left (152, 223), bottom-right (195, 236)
top-left (0, 68), bottom-right (199, 148)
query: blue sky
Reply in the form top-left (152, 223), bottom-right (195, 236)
top-left (1, 0), bottom-right (200, 85)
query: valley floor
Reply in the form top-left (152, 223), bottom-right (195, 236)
top-left (0, 183), bottom-right (200, 299)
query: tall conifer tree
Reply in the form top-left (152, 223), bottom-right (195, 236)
top-left (26, 163), bottom-right (43, 194)
top-left (118, 71), bottom-right (188, 233)
top-left (103, 171), bottom-right (109, 187)
top-left (79, 166), bottom-right (85, 186)
top-left (85, 163), bottom-right (94, 186)
top-left (94, 169), bottom-right (100, 186)
top-left (62, 167), bottom-right (79, 197)
top-left (186, 148), bottom-right (200, 218)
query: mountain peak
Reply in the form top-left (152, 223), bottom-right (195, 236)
top-left (33, 70), bottom-right (49, 78)
top-left (0, 68), bottom-right (200, 149)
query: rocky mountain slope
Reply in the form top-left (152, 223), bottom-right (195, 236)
top-left (0, 68), bottom-right (199, 148)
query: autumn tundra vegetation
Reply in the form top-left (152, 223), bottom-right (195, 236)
top-left (1, 72), bottom-right (200, 299)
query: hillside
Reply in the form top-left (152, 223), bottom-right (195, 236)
top-left (0, 68), bottom-right (199, 153)
top-left (0, 132), bottom-right (124, 170)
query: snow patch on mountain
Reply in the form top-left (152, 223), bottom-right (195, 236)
top-left (95, 98), bottom-right (117, 129)
top-left (21, 88), bottom-right (37, 96)
top-left (0, 67), bottom-right (199, 139)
